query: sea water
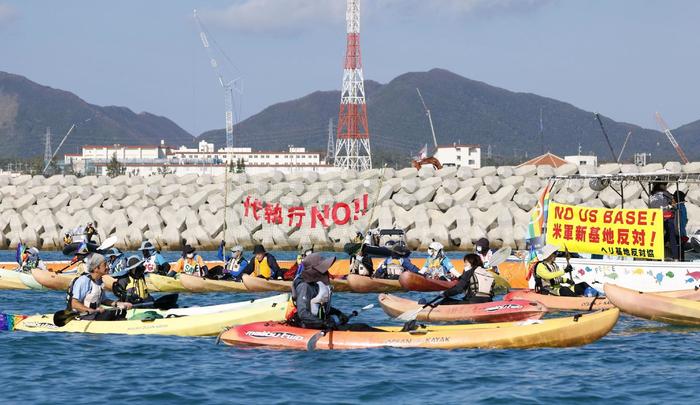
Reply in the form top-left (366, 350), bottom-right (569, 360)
top-left (0, 250), bottom-right (697, 404)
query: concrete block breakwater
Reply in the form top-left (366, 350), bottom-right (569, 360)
top-left (1, 162), bottom-right (698, 251)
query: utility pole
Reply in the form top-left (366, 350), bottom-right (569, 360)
top-left (326, 118), bottom-right (335, 165)
top-left (43, 128), bottom-right (52, 169)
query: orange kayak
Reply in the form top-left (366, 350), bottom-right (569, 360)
top-left (241, 274), bottom-right (292, 292)
top-left (346, 274), bottom-right (405, 293)
top-left (605, 284), bottom-right (700, 326)
top-left (378, 294), bottom-right (547, 322)
top-left (219, 309), bottom-right (619, 350)
top-left (503, 290), bottom-right (615, 311)
top-left (398, 271), bottom-right (456, 292)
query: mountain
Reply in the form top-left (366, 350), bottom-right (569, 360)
top-left (199, 68), bottom-right (693, 164)
top-left (0, 72), bottom-right (194, 159)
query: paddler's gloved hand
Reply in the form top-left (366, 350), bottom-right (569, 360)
top-left (564, 264), bottom-right (573, 272)
top-left (323, 318), bottom-right (338, 330)
top-left (338, 313), bottom-right (350, 325)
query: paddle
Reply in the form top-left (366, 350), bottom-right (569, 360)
top-left (56, 237), bottom-right (118, 274)
top-left (54, 294), bottom-right (179, 327)
top-left (563, 244), bottom-right (575, 286)
top-left (306, 304), bottom-right (375, 351)
top-left (395, 247), bottom-right (514, 323)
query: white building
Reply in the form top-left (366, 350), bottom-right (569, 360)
top-left (433, 144), bottom-right (481, 168)
top-left (64, 142), bottom-right (334, 176)
top-left (564, 155), bottom-right (598, 167)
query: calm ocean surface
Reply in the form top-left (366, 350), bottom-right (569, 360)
top-left (1, 250), bottom-right (698, 404)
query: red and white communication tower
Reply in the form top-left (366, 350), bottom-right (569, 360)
top-left (334, 0), bottom-right (371, 171)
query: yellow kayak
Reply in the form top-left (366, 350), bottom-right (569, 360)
top-left (179, 274), bottom-right (248, 293)
top-left (146, 274), bottom-right (188, 293)
top-left (14, 294), bottom-right (291, 336)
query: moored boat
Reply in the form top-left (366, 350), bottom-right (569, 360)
top-left (378, 294), bottom-right (547, 322)
top-left (219, 309), bottom-right (619, 350)
top-left (346, 274), bottom-right (405, 293)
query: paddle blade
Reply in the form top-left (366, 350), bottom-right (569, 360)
top-left (53, 310), bottom-right (79, 327)
top-left (361, 304), bottom-right (374, 311)
top-left (0, 313), bottom-right (27, 331)
top-left (98, 236), bottom-right (119, 252)
top-left (153, 294), bottom-right (179, 310)
top-left (396, 306), bottom-right (425, 322)
top-left (306, 331), bottom-right (326, 351)
top-left (489, 247), bottom-right (512, 268)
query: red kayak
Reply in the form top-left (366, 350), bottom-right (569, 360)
top-left (398, 271), bottom-right (457, 292)
top-left (378, 294), bottom-right (547, 322)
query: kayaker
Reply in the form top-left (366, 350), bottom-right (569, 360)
top-left (474, 238), bottom-right (496, 273)
top-left (20, 247), bottom-right (47, 272)
top-left (85, 222), bottom-right (97, 243)
top-left (208, 242), bottom-right (248, 280)
top-left (533, 244), bottom-right (592, 297)
top-left (283, 246), bottom-right (314, 281)
top-left (66, 253), bottom-right (133, 320)
top-left (169, 245), bottom-right (208, 277)
top-left (139, 240), bottom-right (170, 275)
top-left (674, 190), bottom-right (689, 254)
top-left (112, 256), bottom-right (153, 305)
top-left (104, 247), bottom-right (127, 275)
top-left (419, 242), bottom-right (459, 280)
top-left (345, 242), bottom-right (374, 277)
top-left (374, 245), bottom-right (420, 279)
top-left (243, 245), bottom-right (282, 280)
top-left (649, 182), bottom-right (680, 260)
top-left (440, 254), bottom-right (494, 304)
top-left (289, 253), bottom-right (348, 330)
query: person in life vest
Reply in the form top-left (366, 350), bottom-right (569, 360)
top-left (104, 247), bottom-right (127, 275)
top-left (20, 247), bottom-right (47, 272)
top-left (85, 222), bottom-right (97, 243)
top-left (208, 242), bottom-right (248, 280)
top-left (289, 253), bottom-right (348, 330)
top-left (283, 246), bottom-right (314, 281)
top-left (66, 253), bottom-right (133, 321)
top-left (111, 256), bottom-right (153, 305)
top-left (440, 254), bottom-right (494, 304)
top-left (650, 182), bottom-right (680, 260)
top-left (138, 241), bottom-right (170, 275)
top-left (169, 245), bottom-right (208, 277)
top-left (534, 244), bottom-right (592, 297)
top-left (420, 242), bottom-right (459, 280)
top-left (243, 245), bottom-right (282, 279)
top-left (374, 245), bottom-right (420, 279)
top-left (474, 238), bottom-right (497, 273)
top-left (344, 242), bottom-right (374, 277)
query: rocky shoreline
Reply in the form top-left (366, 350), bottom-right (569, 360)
top-left (1, 162), bottom-right (698, 251)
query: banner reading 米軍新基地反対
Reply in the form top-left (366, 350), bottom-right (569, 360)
top-left (545, 202), bottom-right (664, 260)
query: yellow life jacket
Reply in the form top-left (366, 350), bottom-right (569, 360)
top-left (254, 256), bottom-right (272, 279)
top-left (125, 277), bottom-right (149, 301)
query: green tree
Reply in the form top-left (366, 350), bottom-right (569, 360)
top-left (106, 152), bottom-right (126, 178)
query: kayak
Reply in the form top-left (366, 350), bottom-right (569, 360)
top-left (346, 274), bottom-right (405, 293)
top-left (12, 294), bottom-right (291, 336)
top-left (605, 284), bottom-right (700, 326)
top-left (180, 274), bottom-right (248, 293)
top-left (0, 269), bottom-right (32, 290)
top-left (242, 274), bottom-right (293, 292)
top-left (31, 269), bottom-right (78, 291)
top-left (219, 309), bottom-right (619, 349)
top-left (146, 274), bottom-right (188, 293)
top-left (18, 271), bottom-right (49, 291)
top-left (123, 294), bottom-right (289, 318)
top-left (398, 271), bottom-right (457, 292)
top-left (503, 290), bottom-right (614, 311)
top-left (330, 279), bottom-right (352, 292)
top-left (378, 294), bottom-right (548, 323)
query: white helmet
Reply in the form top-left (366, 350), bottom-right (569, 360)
top-left (428, 241), bottom-right (444, 258)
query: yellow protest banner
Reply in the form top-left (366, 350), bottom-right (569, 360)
top-left (545, 202), bottom-right (664, 260)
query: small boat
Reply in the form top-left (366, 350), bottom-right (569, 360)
top-left (180, 274), bottom-right (248, 293)
top-left (346, 274), bottom-right (405, 293)
top-left (242, 274), bottom-right (292, 292)
top-left (219, 309), bottom-right (619, 350)
top-left (378, 294), bottom-right (548, 323)
top-left (12, 294), bottom-right (291, 336)
top-left (0, 269), bottom-right (32, 290)
top-left (330, 278), bottom-right (352, 292)
top-left (146, 274), bottom-right (188, 293)
top-left (503, 289), bottom-right (615, 311)
top-left (31, 269), bottom-right (78, 291)
top-left (398, 271), bottom-right (456, 292)
top-left (605, 284), bottom-right (700, 326)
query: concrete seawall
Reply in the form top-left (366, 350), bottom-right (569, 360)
top-left (1, 162), bottom-right (698, 251)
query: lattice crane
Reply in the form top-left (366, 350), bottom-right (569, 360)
top-left (655, 112), bottom-right (689, 164)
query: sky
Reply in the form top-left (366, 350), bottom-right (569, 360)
top-left (1, 0), bottom-right (699, 138)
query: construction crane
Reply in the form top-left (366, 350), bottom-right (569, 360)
top-left (193, 9), bottom-right (240, 149)
top-left (655, 112), bottom-right (689, 164)
top-left (416, 88), bottom-right (438, 151)
top-left (593, 113), bottom-right (618, 163)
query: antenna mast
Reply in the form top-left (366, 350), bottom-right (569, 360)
top-left (334, 0), bottom-right (371, 171)
top-left (655, 112), bottom-right (689, 164)
top-left (326, 118), bottom-right (335, 164)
